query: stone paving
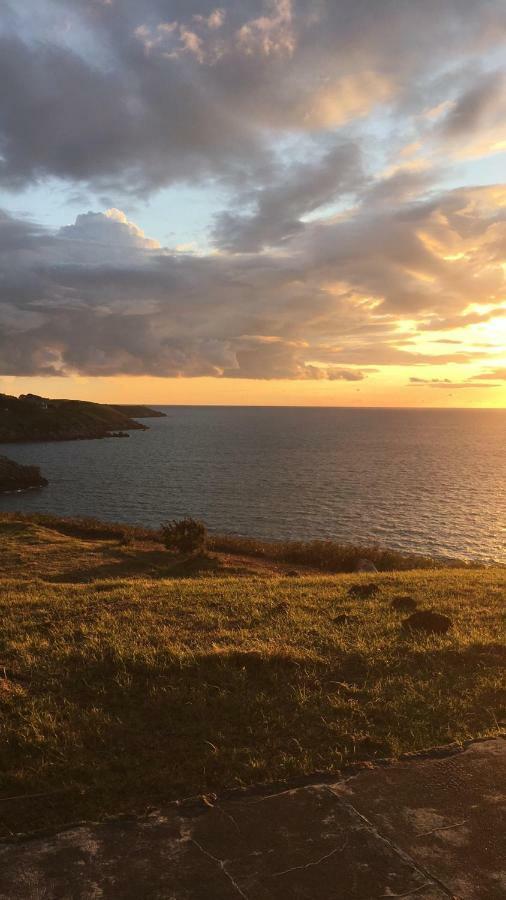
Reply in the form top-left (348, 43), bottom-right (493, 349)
top-left (0, 738), bottom-right (504, 899)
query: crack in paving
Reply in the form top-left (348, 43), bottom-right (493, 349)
top-left (190, 838), bottom-right (249, 900)
top-left (215, 803), bottom-right (241, 834)
top-left (242, 788), bottom-right (297, 805)
top-left (415, 820), bottom-right (468, 838)
top-left (270, 840), bottom-right (349, 877)
top-left (378, 885), bottom-right (435, 898)
top-left (328, 787), bottom-right (456, 898)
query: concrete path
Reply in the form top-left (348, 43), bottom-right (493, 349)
top-left (0, 738), bottom-right (504, 899)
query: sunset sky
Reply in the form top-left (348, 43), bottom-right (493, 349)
top-left (0, 0), bottom-right (505, 407)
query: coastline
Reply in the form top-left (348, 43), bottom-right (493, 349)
top-left (0, 394), bottom-right (164, 444)
top-left (0, 510), bottom-right (497, 570)
top-left (0, 395), bottom-right (166, 494)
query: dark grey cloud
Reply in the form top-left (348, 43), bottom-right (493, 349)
top-left (0, 210), bottom-right (48, 251)
top-left (213, 141), bottom-right (363, 251)
top-left (439, 70), bottom-right (506, 138)
top-left (0, 0), bottom-right (504, 193)
top-left (0, 32), bottom-right (266, 193)
top-left (361, 170), bottom-right (437, 209)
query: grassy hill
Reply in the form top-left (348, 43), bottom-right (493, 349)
top-left (0, 514), bottom-right (504, 838)
top-left (0, 394), bottom-right (149, 443)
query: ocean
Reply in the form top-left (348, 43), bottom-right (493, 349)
top-left (1, 406), bottom-right (505, 563)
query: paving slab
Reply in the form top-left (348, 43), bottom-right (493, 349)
top-left (331, 737), bottom-right (506, 900)
top-left (0, 738), bottom-right (503, 899)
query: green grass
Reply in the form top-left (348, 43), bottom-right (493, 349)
top-left (0, 518), bottom-right (504, 838)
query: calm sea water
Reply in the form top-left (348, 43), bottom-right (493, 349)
top-left (1, 406), bottom-right (505, 562)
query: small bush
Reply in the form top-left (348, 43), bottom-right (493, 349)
top-left (161, 518), bottom-right (207, 556)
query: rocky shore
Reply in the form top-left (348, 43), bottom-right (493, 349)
top-left (0, 456), bottom-right (48, 492)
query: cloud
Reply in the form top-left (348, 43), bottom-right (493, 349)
top-left (0, 29), bottom-right (267, 193)
top-left (0, 206), bottom-right (371, 378)
top-left (219, 336), bottom-right (368, 380)
top-left (361, 168), bottom-right (435, 209)
top-left (436, 69), bottom-right (506, 159)
top-left (194, 9), bottom-right (226, 31)
top-left (57, 209), bottom-right (160, 263)
top-left (0, 2), bottom-right (505, 387)
top-left (213, 140), bottom-right (364, 251)
top-left (291, 183), bottom-right (506, 323)
top-left (0, 210), bottom-right (47, 251)
top-left (440, 71), bottom-right (505, 138)
top-left (0, 180), bottom-right (504, 379)
top-left (0, 1), bottom-right (504, 192)
top-left (471, 368), bottom-right (506, 380)
top-left (236, 0), bottom-right (296, 58)
top-left (409, 377), bottom-right (500, 388)
top-left (424, 307), bottom-right (506, 331)
top-left (410, 377), bottom-right (451, 383)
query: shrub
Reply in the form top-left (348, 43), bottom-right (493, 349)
top-left (161, 518), bottom-right (207, 556)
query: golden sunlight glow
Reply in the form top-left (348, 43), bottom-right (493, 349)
top-left (405, 269), bottom-right (436, 283)
top-left (4, 370), bottom-right (505, 409)
top-left (476, 312), bottom-right (506, 354)
top-left (416, 231), bottom-right (446, 256)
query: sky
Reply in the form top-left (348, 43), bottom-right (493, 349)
top-left (0, 0), bottom-right (505, 407)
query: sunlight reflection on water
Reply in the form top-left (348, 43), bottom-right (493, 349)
top-left (1, 407), bottom-right (505, 563)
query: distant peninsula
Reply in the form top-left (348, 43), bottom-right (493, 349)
top-left (0, 393), bottom-right (164, 443)
top-left (110, 404), bottom-right (166, 419)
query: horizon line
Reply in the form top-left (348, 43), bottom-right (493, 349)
top-left (109, 402), bottom-right (506, 411)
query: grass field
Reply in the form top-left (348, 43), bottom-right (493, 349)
top-left (0, 517), bottom-right (504, 838)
